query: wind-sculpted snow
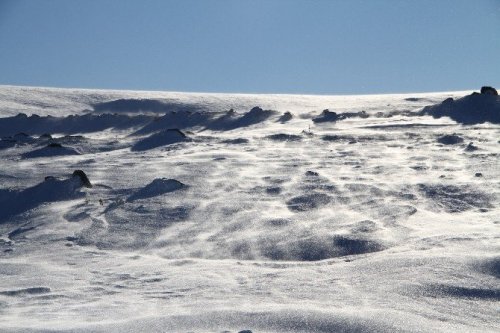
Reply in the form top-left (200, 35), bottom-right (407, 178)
top-left (0, 86), bottom-right (498, 332)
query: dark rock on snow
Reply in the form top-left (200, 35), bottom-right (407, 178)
top-left (72, 170), bottom-right (92, 188)
top-left (480, 86), bottom-right (498, 96)
top-left (465, 142), bottom-right (479, 152)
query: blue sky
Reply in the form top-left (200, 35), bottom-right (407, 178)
top-left (0, 0), bottom-right (499, 94)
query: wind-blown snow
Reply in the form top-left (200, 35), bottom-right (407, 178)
top-left (0, 85), bottom-right (498, 332)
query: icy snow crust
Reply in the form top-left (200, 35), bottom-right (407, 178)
top-left (0, 85), bottom-right (498, 332)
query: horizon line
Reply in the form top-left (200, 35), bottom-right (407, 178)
top-left (0, 83), bottom-right (480, 98)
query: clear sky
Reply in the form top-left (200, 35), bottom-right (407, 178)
top-left (0, 0), bottom-right (499, 94)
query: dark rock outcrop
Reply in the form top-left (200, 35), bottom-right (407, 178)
top-left (480, 86), bottom-right (498, 96)
top-left (72, 170), bottom-right (92, 188)
top-left (465, 142), bottom-right (479, 152)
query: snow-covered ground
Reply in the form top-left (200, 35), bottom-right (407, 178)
top-left (0, 85), bottom-right (498, 332)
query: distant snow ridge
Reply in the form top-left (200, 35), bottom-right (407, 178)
top-left (421, 86), bottom-right (499, 124)
top-left (131, 129), bottom-right (189, 151)
top-left (127, 178), bottom-right (185, 202)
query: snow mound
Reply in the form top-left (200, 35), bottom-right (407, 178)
top-left (131, 129), bottom-right (189, 151)
top-left (421, 87), bottom-right (500, 124)
top-left (127, 178), bottom-right (185, 202)
top-left (0, 172), bottom-right (90, 221)
top-left (22, 143), bottom-right (80, 158)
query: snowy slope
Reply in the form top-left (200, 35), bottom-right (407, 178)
top-left (0, 85), bottom-right (498, 333)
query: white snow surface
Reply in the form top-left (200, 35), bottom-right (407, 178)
top-left (0, 85), bottom-right (498, 332)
